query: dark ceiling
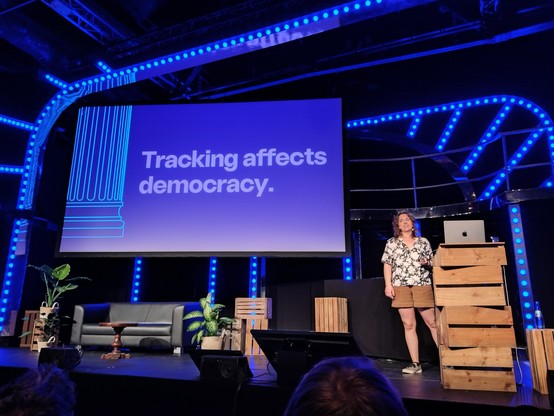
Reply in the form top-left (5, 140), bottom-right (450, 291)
top-left (1, 0), bottom-right (554, 124)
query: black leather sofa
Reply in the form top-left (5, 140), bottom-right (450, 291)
top-left (69, 301), bottom-right (202, 353)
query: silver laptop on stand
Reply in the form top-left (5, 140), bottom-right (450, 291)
top-left (443, 220), bottom-right (486, 243)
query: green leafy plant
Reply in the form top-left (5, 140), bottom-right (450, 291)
top-left (28, 263), bottom-right (91, 307)
top-left (183, 292), bottom-right (235, 345)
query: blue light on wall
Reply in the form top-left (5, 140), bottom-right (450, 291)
top-left (209, 257), bottom-right (217, 300)
top-left (509, 204), bottom-right (536, 330)
top-left (131, 258), bottom-right (143, 302)
top-left (249, 257), bottom-right (258, 298)
top-left (343, 257), bottom-right (353, 280)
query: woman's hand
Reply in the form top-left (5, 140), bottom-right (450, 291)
top-left (384, 285), bottom-right (395, 299)
top-left (420, 258), bottom-right (433, 268)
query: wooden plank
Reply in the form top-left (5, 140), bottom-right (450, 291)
top-left (441, 367), bottom-right (516, 392)
top-left (315, 298), bottom-right (323, 332)
top-left (436, 307), bottom-right (447, 345)
top-left (337, 299), bottom-right (348, 333)
top-left (433, 265), bottom-right (503, 285)
top-left (444, 327), bottom-right (516, 348)
top-left (439, 345), bottom-right (514, 367)
top-left (442, 306), bottom-right (513, 325)
top-left (434, 286), bottom-right (506, 306)
top-left (433, 243), bottom-right (507, 267)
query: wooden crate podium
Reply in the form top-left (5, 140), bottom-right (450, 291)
top-left (234, 298), bottom-right (272, 356)
top-left (433, 242), bottom-right (517, 392)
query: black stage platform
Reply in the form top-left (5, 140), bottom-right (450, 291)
top-left (0, 346), bottom-right (552, 416)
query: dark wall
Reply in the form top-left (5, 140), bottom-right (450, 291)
top-left (266, 278), bottom-right (438, 363)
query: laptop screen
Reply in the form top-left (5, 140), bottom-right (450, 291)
top-left (443, 220), bottom-right (486, 243)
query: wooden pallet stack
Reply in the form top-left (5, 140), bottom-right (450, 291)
top-left (433, 242), bottom-right (517, 392)
top-left (234, 297), bottom-right (272, 356)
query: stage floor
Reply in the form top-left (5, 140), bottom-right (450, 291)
top-left (0, 346), bottom-right (552, 415)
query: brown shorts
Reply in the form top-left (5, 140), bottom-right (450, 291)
top-left (391, 285), bottom-right (435, 308)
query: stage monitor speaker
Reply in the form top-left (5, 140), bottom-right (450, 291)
top-left (38, 347), bottom-right (82, 370)
top-left (200, 355), bottom-right (251, 383)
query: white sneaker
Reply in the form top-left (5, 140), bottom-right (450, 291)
top-left (402, 362), bottom-right (422, 374)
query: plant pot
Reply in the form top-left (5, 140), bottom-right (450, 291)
top-left (201, 335), bottom-right (224, 350)
top-left (36, 336), bottom-right (56, 353)
top-left (39, 301), bottom-right (59, 319)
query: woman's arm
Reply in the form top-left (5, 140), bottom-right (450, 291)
top-left (383, 263), bottom-right (395, 299)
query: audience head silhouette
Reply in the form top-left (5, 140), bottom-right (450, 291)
top-left (0, 363), bottom-right (76, 416)
top-left (284, 356), bottom-right (408, 416)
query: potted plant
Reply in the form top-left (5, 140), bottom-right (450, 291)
top-left (183, 292), bottom-right (235, 349)
top-left (21, 263), bottom-right (91, 350)
top-left (27, 263), bottom-right (91, 308)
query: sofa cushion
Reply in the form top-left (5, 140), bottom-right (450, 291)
top-left (81, 323), bottom-right (172, 336)
top-left (108, 302), bottom-right (182, 323)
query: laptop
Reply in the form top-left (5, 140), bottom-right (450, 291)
top-left (443, 220), bottom-right (486, 243)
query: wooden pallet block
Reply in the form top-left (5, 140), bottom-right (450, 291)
top-left (433, 243), bottom-right (507, 267)
top-left (526, 329), bottom-right (554, 394)
top-left (235, 298), bottom-right (272, 320)
top-left (234, 298), bottom-right (272, 356)
top-left (436, 305), bottom-right (516, 348)
top-left (314, 297), bottom-right (348, 333)
top-left (439, 345), bottom-right (516, 392)
top-left (433, 265), bottom-right (506, 306)
top-left (19, 310), bottom-right (39, 348)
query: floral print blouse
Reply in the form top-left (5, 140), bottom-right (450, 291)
top-left (381, 237), bottom-right (433, 286)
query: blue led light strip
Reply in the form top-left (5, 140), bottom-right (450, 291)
top-left (0, 165), bottom-right (24, 174)
top-left (461, 104), bottom-right (512, 173)
top-left (96, 61), bottom-right (113, 74)
top-left (0, 219), bottom-right (28, 334)
top-left (508, 205), bottom-right (536, 331)
top-left (347, 95), bottom-right (554, 200)
top-left (249, 257), bottom-right (259, 298)
top-left (44, 74), bottom-right (68, 89)
top-left (407, 115), bottom-right (422, 139)
top-left (0, 114), bottom-right (36, 131)
top-left (208, 257), bottom-right (217, 300)
top-left (435, 110), bottom-right (462, 151)
top-left (342, 257), bottom-right (353, 280)
top-left (131, 258), bottom-right (143, 302)
top-left (479, 123), bottom-right (553, 200)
